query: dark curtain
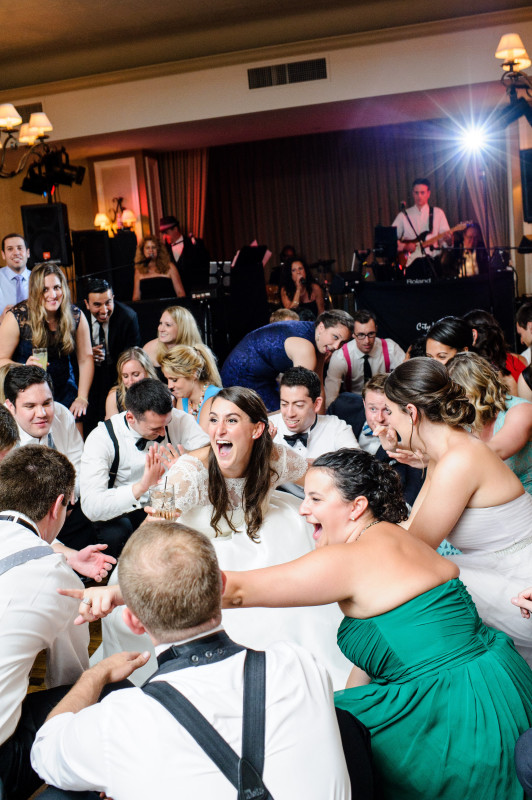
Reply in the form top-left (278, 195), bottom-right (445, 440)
top-left (157, 149), bottom-right (209, 238)
top-left (202, 120), bottom-right (508, 274)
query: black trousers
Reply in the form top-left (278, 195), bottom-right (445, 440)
top-left (0, 685), bottom-right (72, 800)
top-left (0, 681), bottom-right (133, 800)
top-left (94, 508), bottom-right (146, 560)
top-left (516, 727), bottom-right (532, 799)
top-left (59, 503), bottom-right (96, 552)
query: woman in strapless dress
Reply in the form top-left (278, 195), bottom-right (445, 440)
top-left (222, 448), bottom-right (532, 800)
top-left (383, 357), bottom-right (532, 666)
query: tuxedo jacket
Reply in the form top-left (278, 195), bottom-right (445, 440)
top-left (83, 301), bottom-right (141, 434)
top-left (84, 301), bottom-right (141, 371)
top-left (166, 236), bottom-right (210, 295)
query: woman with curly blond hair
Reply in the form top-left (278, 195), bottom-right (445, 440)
top-left (132, 235), bottom-right (185, 301)
top-left (0, 262), bottom-right (93, 416)
top-left (447, 350), bottom-right (532, 494)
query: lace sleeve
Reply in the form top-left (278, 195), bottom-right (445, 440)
top-left (270, 443), bottom-right (308, 486)
top-left (165, 454), bottom-right (209, 514)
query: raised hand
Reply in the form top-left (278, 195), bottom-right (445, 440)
top-left (66, 544), bottom-right (116, 582)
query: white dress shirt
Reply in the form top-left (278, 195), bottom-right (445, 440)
top-left (80, 410), bottom-right (209, 522)
top-left (271, 413), bottom-right (359, 457)
top-left (0, 267), bottom-right (31, 315)
top-left (325, 337), bottom-right (405, 405)
top-left (392, 204), bottom-right (450, 266)
top-left (31, 639), bottom-right (350, 800)
top-left (0, 512), bottom-right (88, 745)
top-left (91, 315), bottom-right (109, 348)
top-left (13, 402), bottom-right (84, 500)
top-left (271, 413), bottom-right (359, 497)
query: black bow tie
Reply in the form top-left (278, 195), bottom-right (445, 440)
top-left (135, 434), bottom-right (165, 450)
top-left (284, 431), bottom-right (308, 448)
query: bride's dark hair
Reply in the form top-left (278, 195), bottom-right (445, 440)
top-left (384, 357), bottom-right (476, 427)
top-left (312, 449), bottom-right (408, 523)
top-left (208, 387), bottom-right (278, 542)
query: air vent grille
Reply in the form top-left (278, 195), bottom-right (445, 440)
top-left (248, 58), bottom-right (327, 90)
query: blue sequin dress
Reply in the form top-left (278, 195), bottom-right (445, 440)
top-left (220, 321), bottom-right (315, 410)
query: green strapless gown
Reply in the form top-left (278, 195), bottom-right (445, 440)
top-left (334, 579), bottom-right (532, 799)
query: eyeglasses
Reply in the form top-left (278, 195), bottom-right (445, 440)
top-left (355, 332), bottom-right (377, 341)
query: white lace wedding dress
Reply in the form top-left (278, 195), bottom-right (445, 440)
top-left (98, 445), bottom-right (352, 688)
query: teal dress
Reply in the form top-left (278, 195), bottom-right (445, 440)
top-left (181, 384), bottom-right (220, 420)
top-left (495, 395), bottom-right (532, 494)
top-left (334, 579), bottom-right (532, 799)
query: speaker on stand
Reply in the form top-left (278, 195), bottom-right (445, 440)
top-left (21, 203), bottom-right (72, 267)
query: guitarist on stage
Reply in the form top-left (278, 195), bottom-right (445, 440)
top-left (392, 178), bottom-right (453, 275)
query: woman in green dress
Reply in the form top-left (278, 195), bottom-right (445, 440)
top-left (223, 448), bottom-right (532, 799)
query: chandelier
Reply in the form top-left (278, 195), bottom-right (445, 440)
top-left (0, 103), bottom-right (53, 179)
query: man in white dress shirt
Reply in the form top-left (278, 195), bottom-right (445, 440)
top-left (0, 233), bottom-right (31, 320)
top-left (32, 521), bottom-right (351, 800)
top-left (0, 445), bottom-right (89, 800)
top-left (271, 367), bottom-right (358, 498)
top-left (325, 310), bottom-right (405, 406)
top-left (4, 365), bottom-right (94, 552)
top-left (80, 378), bottom-right (209, 558)
top-left (391, 178), bottom-right (451, 270)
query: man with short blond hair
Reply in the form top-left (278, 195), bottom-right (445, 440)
top-left (32, 521), bottom-right (350, 799)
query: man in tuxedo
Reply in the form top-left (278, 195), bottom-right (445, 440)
top-left (83, 278), bottom-right (141, 433)
top-left (159, 215), bottom-right (210, 295)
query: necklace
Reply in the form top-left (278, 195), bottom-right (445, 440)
top-left (354, 519), bottom-right (381, 542)
top-left (190, 383), bottom-right (209, 417)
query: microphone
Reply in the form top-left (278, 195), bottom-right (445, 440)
top-left (400, 201), bottom-right (407, 211)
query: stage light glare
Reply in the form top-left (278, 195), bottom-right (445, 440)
top-left (460, 126), bottom-right (487, 151)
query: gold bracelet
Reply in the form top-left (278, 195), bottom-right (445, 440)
top-left (76, 395), bottom-right (89, 404)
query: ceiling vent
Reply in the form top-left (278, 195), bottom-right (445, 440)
top-left (248, 57), bottom-right (327, 90)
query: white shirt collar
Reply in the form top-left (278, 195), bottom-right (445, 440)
top-left (154, 624), bottom-right (224, 656)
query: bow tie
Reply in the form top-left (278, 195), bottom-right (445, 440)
top-left (284, 431), bottom-right (308, 448)
top-left (135, 434), bottom-right (165, 450)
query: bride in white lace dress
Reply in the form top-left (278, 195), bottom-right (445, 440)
top-left (100, 387), bottom-right (351, 687)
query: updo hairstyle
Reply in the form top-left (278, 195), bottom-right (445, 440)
top-left (384, 357), bottom-right (476, 428)
top-left (426, 316), bottom-right (473, 351)
top-left (312, 448), bottom-right (408, 523)
top-left (161, 343), bottom-right (221, 386)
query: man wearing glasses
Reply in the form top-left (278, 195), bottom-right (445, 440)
top-left (325, 309), bottom-right (405, 406)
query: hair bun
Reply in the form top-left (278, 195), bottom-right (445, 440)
top-left (441, 380), bottom-right (476, 426)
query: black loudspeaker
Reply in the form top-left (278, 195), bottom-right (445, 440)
top-left (71, 230), bottom-right (112, 291)
top-left (21, 202), bottom-right (72, 266)
top-left (520, 148), bottom-right (532, 223)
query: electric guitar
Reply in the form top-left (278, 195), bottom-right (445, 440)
top-left (399, 221), bottom-right (471, 267)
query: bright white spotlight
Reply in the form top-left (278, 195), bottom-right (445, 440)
top-left (460, 126), bottom-right (487, 152)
